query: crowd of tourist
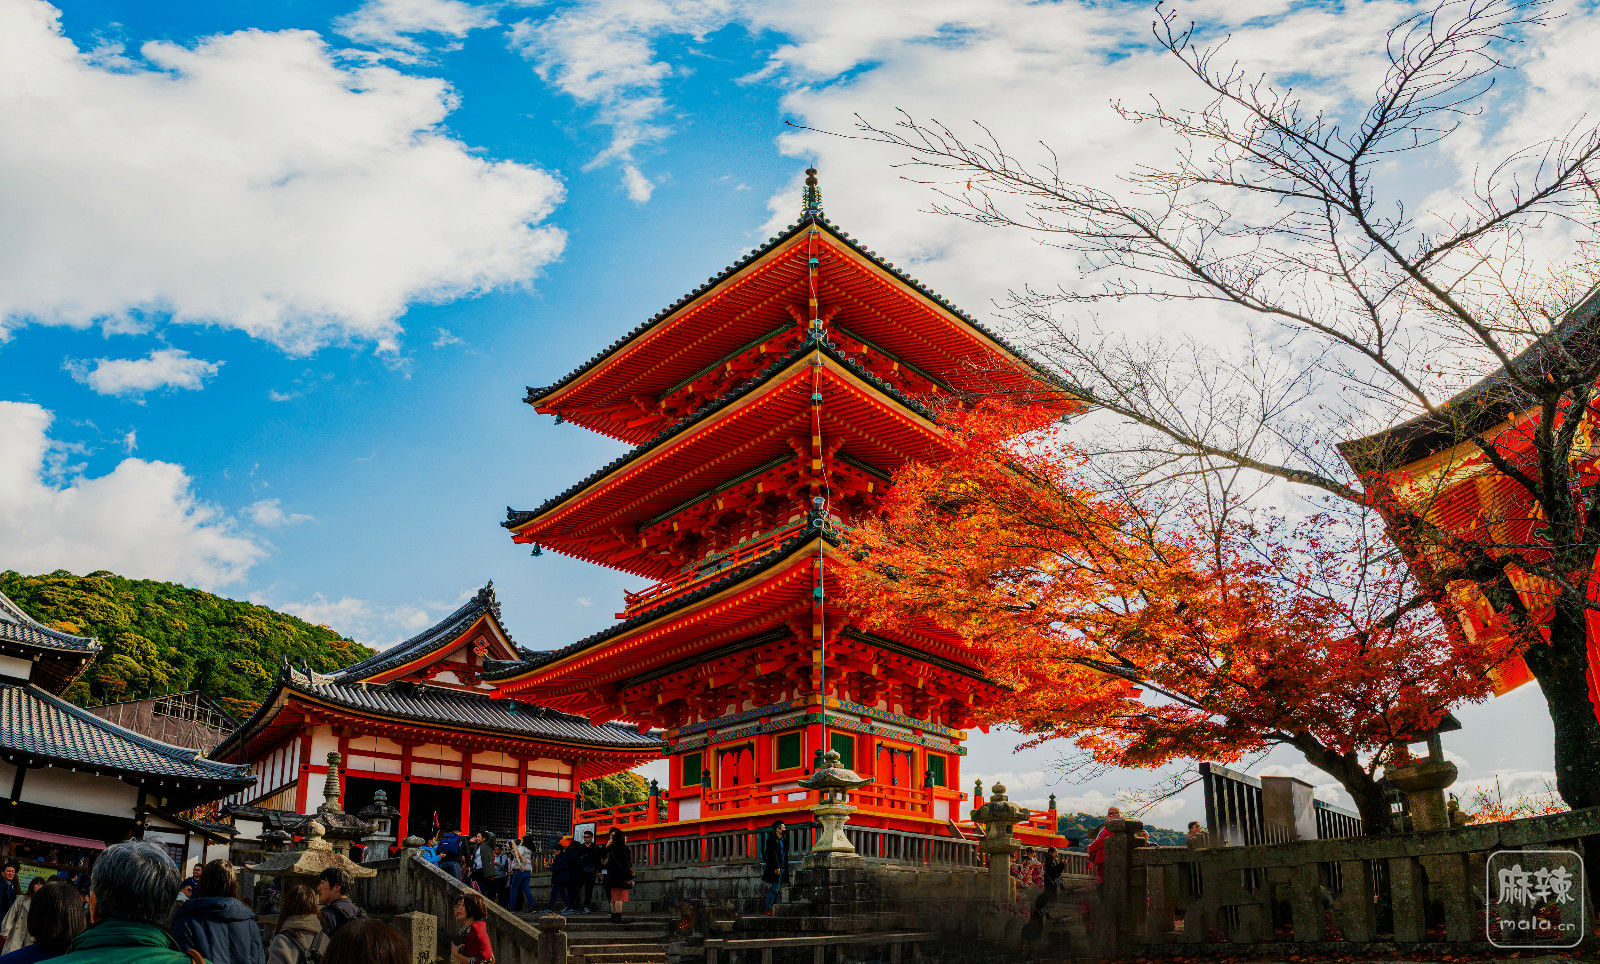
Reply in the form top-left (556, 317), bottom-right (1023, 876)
top-left (418, 825), bottom-right (635, 922)
top-left (0, 843), bottom-right (410, 964)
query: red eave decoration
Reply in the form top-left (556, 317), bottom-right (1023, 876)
top-left (508, 350), bottom-right (957, 579)
top-left (531, 221), bottom-right (1059, 443)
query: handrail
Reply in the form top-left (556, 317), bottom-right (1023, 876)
top-left (620, 521), bottom-right (805, 615)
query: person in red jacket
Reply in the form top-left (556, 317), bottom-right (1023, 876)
top-left (1085, 806), bottom-right (1120, 885)
top-left (450, 892), bottom-right (493, 964)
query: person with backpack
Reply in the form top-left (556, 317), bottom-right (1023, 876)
top-left (314, 868), bottom-right (364, 937)
top-left (437, 831), bottom-right (464, 882)
top-left (543, 838), bottom-right (575, 915)
top-left (506, 836), bottom-right (534, 913)
top-left (470, 834), bottom-right (504, 906)
top-left (266, 885), bottom-right (328, 964)
top-left (600, 829), bottom-right (633, 924)
top-left (171, 860), bottom-right (264, 964)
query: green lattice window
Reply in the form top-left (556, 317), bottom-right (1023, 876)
top-left (926, 753), bottom-right (948, 788)
top-left (681, 751), bottom-right (704, 788)
top-left (829, 732), bottom-right (855, 771)
top-left (775, 732), bottom-right (802, 771)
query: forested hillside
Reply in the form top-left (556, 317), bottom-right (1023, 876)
top-left (1057, 811), bottom-right (1186, 849)
top-left (0, 569), bottom-right (371, 718)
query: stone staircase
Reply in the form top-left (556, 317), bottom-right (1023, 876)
top-left (514, 911), bottom-right (675, 964)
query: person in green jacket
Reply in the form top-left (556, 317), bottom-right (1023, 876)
top-left (52, 840), bottom-right (201, 964)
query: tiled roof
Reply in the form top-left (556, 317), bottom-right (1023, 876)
top-left (505, 341), bottom-right (937, 531)
top-left (524, 213), bottom-right (1057, 406)
top-left (1341, 285), bottom-right (1600, 469)
top-left (283, 672), bottom-right (660, 749)
top-left (485, 527), bottom-right (829, 681)
top-left (0, 683), bottom-right (254, 787)
top-left (333, 583), bottom-right (504, 683)
top-left (0, 588), bottom-right (98, 654)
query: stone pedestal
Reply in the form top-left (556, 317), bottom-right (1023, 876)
top-left (1385, 759), bottom-right (1458, 831)
top-left (781, 852), bottom-right (887, 932)
top-left (971, 782), bottom-right (1027, 904)
top-left (390, 911), bottom-right (435, 963)
top-left (805, 802), bottom-right (862, 864)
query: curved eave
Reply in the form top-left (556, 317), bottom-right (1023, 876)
top-left (505, 345), bottom-right (950, 575)
top-left (335, 583), bottom-right (515, 683)
top-left (526, 216), bottom-right (1062, 418)
top-left (491, 532), bottom-right (825, 691)
top-left (1339, 285), bottom-right (1600, 473)
top-left (286, 688), bottom-right (662, 755)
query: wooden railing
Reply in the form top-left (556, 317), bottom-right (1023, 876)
top-left (574, 798), bottom-right (658, 829)
top-left (619, 521), bottom-right (804, 616)
top-left (1095, 807), bottom-right (1600, 954)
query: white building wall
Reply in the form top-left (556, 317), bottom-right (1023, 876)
top-left (0, 762), bottom-right (139, 819)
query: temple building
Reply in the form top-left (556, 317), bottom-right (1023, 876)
top-left (213, 583), bottom-right (661, 843)
top-left (1339, 293), bottom-right (1600, 714)
top-left (496, 172), bottom-right (1066, 846)
top-left (0, 588), bottom-right (253, 865)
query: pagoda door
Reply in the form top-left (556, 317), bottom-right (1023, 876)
top-left (876, 745), bottom-right (913, 791)
top-left (716, 744), bottom-right (756, 787)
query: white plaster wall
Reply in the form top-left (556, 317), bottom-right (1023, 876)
top-left (0, 763), bottom-right (138, 819)
top-left (309, 726), bottom-right (337, 760)
top-left (0, 654), bottom-right (32, 683)
top-left (525, 774), bottom-right (569, 791)
top-left (410, 743), bottom-right (462, 781)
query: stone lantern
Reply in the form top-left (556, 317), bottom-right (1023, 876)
top-left (798, 748), bottom-right (872, 866)
top-left (971, 782), bottom-right (1028, 902)
top-left (248, 819), bottom-right (375, 927)
top-left (1383, 712), bottom-right (1462, 832)
top-left (313, 752), bottom-right (375, 855)
top-left (358, 789), bottom-right (400, 863)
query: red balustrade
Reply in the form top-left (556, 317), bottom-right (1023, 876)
top-left (619, 521), bottom-right (806, 617)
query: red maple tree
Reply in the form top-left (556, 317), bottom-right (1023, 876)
top-left (840, 401), bottom-right (1521, 830)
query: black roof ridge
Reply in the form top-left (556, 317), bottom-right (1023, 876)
top-left (1339, 284), bottom-right (1600, 470)
top-left (523, 213), bottom-right (1056, 407)
top-left (333, 582), bottom-right (507, 682)
top-left (486, 527), bottom-right (836, 682)
top-left (0, 587), bottom-right (98, 652)
top-left (505, 340), bottom-right (940, 534)
top-left (5, 681), bottom-right (253, 782)
top-left (284, 675), bottom-right (660, 748)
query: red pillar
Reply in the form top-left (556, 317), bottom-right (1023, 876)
top-left (460, 750), bottom-right (474, 833)
top-left (293, 731), bottom-right (314, 814)
top-left (516, 756), bottom-right (529, 837)
top-left (397, 744), bottom-right (414, 841)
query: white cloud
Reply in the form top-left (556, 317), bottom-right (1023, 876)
top-left (335, 0), bottom-right (498, 57)
top-left (246, 498), bottom-right (314, 528)
top-left (432, 327), bottom-right (464, 348)
top-left (121, 430), bottom-right (137, 453)
top-left (575, 596), bottom-right (593, 607)
top-left (507, 0), bottom-right (742, 202)
top-left (0, 401), bottom-right (263, 588)
top-left (0, 0), bottom-right (565, 354)
top-left (272, 593), bottom-right (438, 647)
top-left (64, 348), bottom-right (221, 397)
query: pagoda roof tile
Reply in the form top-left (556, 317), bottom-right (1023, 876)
top-left (486, 528), bottom-right (830, 682)
top-left (332, 582), bottom-right (507, 683)
top-left (505, 340), bottom-right (937, 532)
top-left (523, 214), bottom-right (1057, 407)
top-left (0, 682), bottom-right (254, 787)
top-left (1340, 284), bottom-right (1600, 470)
top-left (0, 588), bottom-right (98, 655)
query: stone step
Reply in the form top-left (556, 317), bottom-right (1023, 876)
top-left (572, 941), bottom-right (665, 954)
top-left (568, 933), bottom-right (671, 945)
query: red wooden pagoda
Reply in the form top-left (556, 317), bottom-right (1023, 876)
top-left (497, 172), bottom-right (1066, 845)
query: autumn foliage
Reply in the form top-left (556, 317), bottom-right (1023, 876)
top-left (840, 401), bottom-right (1519, 826)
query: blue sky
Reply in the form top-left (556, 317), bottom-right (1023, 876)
top-left (2, 0), bottom-right (1591, 824)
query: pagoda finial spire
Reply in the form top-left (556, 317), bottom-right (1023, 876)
top-left (803, 167), bottom-right (822, 219)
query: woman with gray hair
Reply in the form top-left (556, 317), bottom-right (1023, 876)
top-left (48, 840), bottom-right (194, 964)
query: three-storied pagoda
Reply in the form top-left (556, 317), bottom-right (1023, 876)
top-left (496, 173), bottom-right (1067, 844)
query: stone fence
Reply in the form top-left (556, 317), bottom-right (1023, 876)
top-left (1095, 806), bottom-right (1600, 956)
top-left (353, 850), bottom-right (569, 964)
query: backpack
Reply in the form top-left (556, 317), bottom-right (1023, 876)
top-left (322, 899), bottom-right (366, 935)
top-left (439, 831), bottom-right (463, 858)
top-left (286, 931), bottom-right (330, 964)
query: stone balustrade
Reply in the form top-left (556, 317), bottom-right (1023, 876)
top-left (1094, 806), bottom-right (1600, 955)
